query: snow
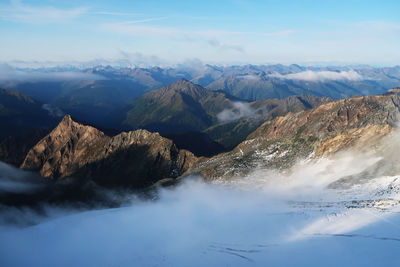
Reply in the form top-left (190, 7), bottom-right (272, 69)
top-left (2, 133), bottom-right (400, 266)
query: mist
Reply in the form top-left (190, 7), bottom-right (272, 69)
top-left (217, 102), bottom-right (256, 122)
top-left (0, 64), bottom-right (105, 83)
top-left (271, 69), bottom-right (364, 82)
top-left (1, 131), bottom-right (400, 266)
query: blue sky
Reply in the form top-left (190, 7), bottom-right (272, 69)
top-left (1, 0), bottom-right (399, 66)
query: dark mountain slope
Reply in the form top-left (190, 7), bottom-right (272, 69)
top-left (120, 79), bottom-right (238, 133)
top-left (0, 88), bottom-right (56, 140)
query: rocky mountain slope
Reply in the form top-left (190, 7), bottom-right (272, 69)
top-left (21, 115), bottom-right (197, 188)
top-left (204, 94), bottom-right (331, 150)
top-left (118, 79), bottom-right (331, 153)
top-left (190, 88), bottom-right (400, 180)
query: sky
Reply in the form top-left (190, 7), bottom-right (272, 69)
top-left (0, 0), bottom-right (400, 67)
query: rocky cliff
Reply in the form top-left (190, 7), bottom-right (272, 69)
top-left (21, 115), bottom-right (197, 188)
top-left (190, 90), bottom-right (400, 180)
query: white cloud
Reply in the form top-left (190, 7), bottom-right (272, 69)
top-left (0, 64), bottom-right (105, 82)
top-left (0, 0), bottom-right (88, 23)
top-left (217, 102), bottom-right (256, 122)
top-left (207, 39), bottom-right (244, 53)
top-left (1, 130), bottom-right (400, 265)
top-left (270, 70), bottom-right (363, 82)
top-left (41, 104), bottom-right (64, 118)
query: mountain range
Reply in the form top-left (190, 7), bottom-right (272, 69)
top-left (0, 70), bottom-right (400, 206)
top-left (2, 64), bottom-right (400, 128)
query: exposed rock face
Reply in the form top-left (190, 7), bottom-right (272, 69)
top-left (204, 95), bottom-right (332, 149)
top-left (21, 115), bottom-right (197, 188)
top-left (190, 92), bottom-right (400, 180)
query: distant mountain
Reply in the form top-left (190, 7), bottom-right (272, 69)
top-left (4, 66), bottom-right (192, 125)
top-left (21, 115), bottom-right (197, 188)
top-left (205, 70), bottom-right (398, 100)
top-left (0, 88), bottom-right (56, 140)
top-left (119, 79), bottom-right (239, 133)
top-left (190, 88), bottom-right (400, 180)
top-left (116, 79), bottom-right (332, 154)
top-left (3, 64), bottom-right (399, 128)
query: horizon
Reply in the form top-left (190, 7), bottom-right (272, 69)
top-left (1, 0), bottom-right (400, 67)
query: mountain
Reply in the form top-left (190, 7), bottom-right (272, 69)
top-left (4, 65), bottom-right (400, 128)
top-left (119, 79), bottom-right (239, 133)
top-left (205, 70), bottom-right (395, 101)
top-left (190, 88), bottom-right (400, 180)
top-left (117, 79), bottom-right (332, 154)
top-left (203, 94), bottom-right (332, 149)
top-left (21, 115), bottom-right (197, 188)
top-left (0, 88), bottom-right (56, 140)
top-left (203, 64), bottom-right (400, 101)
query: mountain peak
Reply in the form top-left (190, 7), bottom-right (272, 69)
top-left (167, 78), bottom-right (198, 90)
top-left (60, 114), bottom-right (73, 125)
top-left (383, 87), bottom-right (400, 96)
top-left (154, 78), bottom-right (208, 100)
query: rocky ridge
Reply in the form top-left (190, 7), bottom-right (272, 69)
top-left (189, 91), bottom-right (400, 180)
top-left (21, 115), bottom-right (197, 188)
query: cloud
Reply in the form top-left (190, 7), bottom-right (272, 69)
top-left (207, 39), bottom-right (244, 53)
top-left (41, 104), bottom-right (64, 118)
top-left (0, 64), bottom-right (106, 82)
top-left (355, 20), bottom-right (400, 32)
top-left (1, 130), bottom-right (400, 265)
top-left (117, 50), bottom-right (167, 66)
top-left (0, 162), bottom-right (44, 194)
top-left (217, 102), bottom-right (256, 122)
top-left (270, 70), bottom-right (363, 82)
top-left (0, 0), bottom-right (88, 23)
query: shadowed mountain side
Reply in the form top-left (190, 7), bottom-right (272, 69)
top-left (162, 132), bottom-right (226, 157)
top-left (20, 115), bottom-right (197, 188)
top-left (0, 88), bottom-right (57, 140)
top-left (0, 128), bottom-right (51, 166)
top-left (189, 89), bottom-right (400, 180)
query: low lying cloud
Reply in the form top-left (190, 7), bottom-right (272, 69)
top-left (0, 64), bottom-right (105, 83)
top-left (0, 162), bottom-right (43, 194)
top-left (41, 104), bottom-right (64, 118)
top-left (1, 125), bottom-right (400, 266)
top-left (217, 102), bottom-right (256, 122)
top-left (270, 70), bottom-right (363, 82)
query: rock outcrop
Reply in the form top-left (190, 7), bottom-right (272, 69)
top-left (21, 115), bottom-right (197, 188)
top-left (190, 91), bottom-right (400, 180)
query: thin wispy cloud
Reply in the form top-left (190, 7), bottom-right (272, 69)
top-left (207, 39), bottom-right (244, 53)
top-left (355, 20), bottom-right (400, 32)
top-left (0, 0), bottom-right (88, 23)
